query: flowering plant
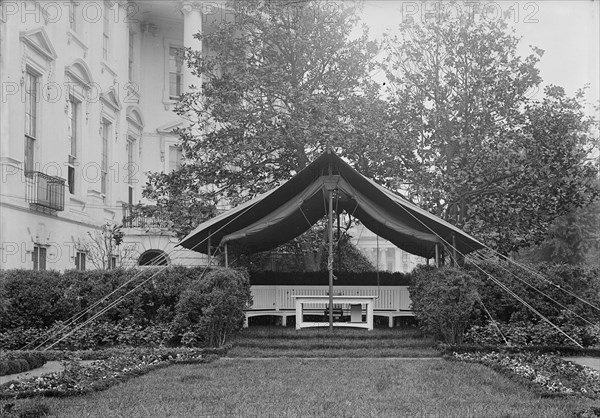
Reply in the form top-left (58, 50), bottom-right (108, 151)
top-left (0, 347), bottom-right (217, 399)
top-left (449, 351), bottom-right (600, 397)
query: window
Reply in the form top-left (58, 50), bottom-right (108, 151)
top-left (101, 120), bottom-right (110, 196)
top-left (138, 250), bottom-right (169, 266)
top-left (168, 145), bottom-right (183, 171)
top-left (128, 31), bottom-right (134, 81)
top-left (24, 71), bottom-right (38, 174)
top-left (110, 256), bottom-right (117, 269)
top-left (126, 138), bottom-right (135, 204)
top-left (69, 0), bottom-right (79, 32)
top-left (75, 251), bottom-right (86, 270)
top-left (67, 96), bottom-right (79, 194)
top-left (168, 46), bottom-right (183, 99)
top-left (102, 2), bottom-right (111, 60)
top-left (32, 245), bottom-right (47, 270)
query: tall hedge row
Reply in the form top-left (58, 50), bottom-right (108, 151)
top-left (0, 267), bottom-right (251, 348)
top-left (0, 267), bottom-right (202, 330)
top-left (409, 262), bottom-right (600, 345)
top-left (465, 262), bottom-right (600, 327)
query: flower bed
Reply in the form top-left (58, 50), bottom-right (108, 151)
top-left (448, 351), bottom-right (600, 397)
top-left (0, 347), bottom-right (223, 399)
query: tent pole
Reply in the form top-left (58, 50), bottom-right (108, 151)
top-left (435, 243), bottom-right (439, 268)
top-left (224, 243), bottom-right (228, 268)
top-left (328, 170), bottom-right (334, 331)
top-left (337, 209), bottom-right (341, 272)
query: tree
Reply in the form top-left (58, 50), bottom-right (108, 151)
top-left (144, 0), bottom-right (379, 223)
top-left (517, 197), bottom-right (600, 265)
top-left (237, 218), bottom-right (375, 272)
top-left (143, 0), bottom-right (385, 268)
top-left (83, 223), bottom-right (133, 270)
top-left (379, 12), bottom-right (599, 254)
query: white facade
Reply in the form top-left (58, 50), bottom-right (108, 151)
top-left (0, 0), bottom-right (221, 270)
top-left (349, 224), bottom-right (428, 273)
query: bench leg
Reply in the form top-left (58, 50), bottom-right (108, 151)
top-left (281, 315), bottom-right (287, 327)
top-left (243, 313), bottom-right (249, 328)
top-left (389, 316), bottom-right (393, 328)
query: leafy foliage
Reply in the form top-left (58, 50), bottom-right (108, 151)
top-left (465, 261), bottom-right (600, 326)
top-left (0, 270), bottom-right (75, 329)
top-left (0, 267), bottom-right (201, 331)
top-left (239, 221), bottom-right (375, 273)
top-left (0, 354), bottom-right (45, 377)
top-left (0, 348), bottom-right (216, 399)
top-left (248, 270), bottom-right (410, 286)
top-left (450, 351), bottom-right (600, 396)
top-left (143, 0), bottom-right (381, 238)
top-left (172, 268), bottom-right (252, 347)
top-left (380, 14), bottom-right (599, 253)
top-left (464, 321), bottom-right (600, 348)
top-left (517, 197), bottom-right (600, 265)
top-left (409, 266), bottom-right (480, 344)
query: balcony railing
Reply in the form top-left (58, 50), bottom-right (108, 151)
top-left (122, 204), bottom-right (171, 229)
top-left (25, 171), bottom-right (65, 211)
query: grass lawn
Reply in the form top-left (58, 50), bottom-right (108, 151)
top-left (228, 325), bottom-right (440, 357)
top-left (19, 358), bottom-right (600, 417)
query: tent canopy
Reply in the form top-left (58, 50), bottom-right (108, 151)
top-left (178, 150), bottom-right (485, 258)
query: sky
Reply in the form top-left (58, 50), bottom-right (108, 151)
top-left (359, 0), bottom-right (600, 117)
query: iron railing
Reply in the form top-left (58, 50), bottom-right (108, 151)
top-left (122, 204), bottom-right (171, 229)
top-left (25, 171), bottom-right (65, 211)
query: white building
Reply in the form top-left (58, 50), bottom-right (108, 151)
top-left (349, 224), bottom-right (427, 273)
top-left (0, 0), bottom-right (224, 270)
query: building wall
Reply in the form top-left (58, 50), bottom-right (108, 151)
top-left (0, 0), bottom-right (209, 270)
top-left (349, 224), bottom-right (428, 273)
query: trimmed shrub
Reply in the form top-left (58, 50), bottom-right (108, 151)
top-left (410, 266), bottom-right (480, 344)
top-left (0, 354), bottom-right (45, 376)
top-left (173, 268), bottom-right (252, 347)
top-left (0, 267), bottom-right (205, 331)
top-left (249, 270), bottom-right (411, 286)
top-left (465, 321), bottom-right (599, 347)
top-left (0, 270), bottom-right (75, 329)
top-left (0, 321), bottom-right (175, 351)
top-left (466, 261), bottom-right (600, 326)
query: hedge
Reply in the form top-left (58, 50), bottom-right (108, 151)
top-left (465, 261), bottom-right (600, 327)
top-left (0, 354), bottom-right (46, 376)
top-left (249, 271), bottom-right (412, 286)
top-left (0, 268), bottom-right (410, 331)
top-left (0, 267), bottom-right (250, 348)
top-left (0, 267), bottom-right (204, 330)
top-left (409, 262), bottom-right (600, 346)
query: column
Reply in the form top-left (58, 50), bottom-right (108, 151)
top-left (181, 1), bottom-right (203, 93)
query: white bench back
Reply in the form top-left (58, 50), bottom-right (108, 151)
top-left (250, 285), bottom-right (412, 311)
